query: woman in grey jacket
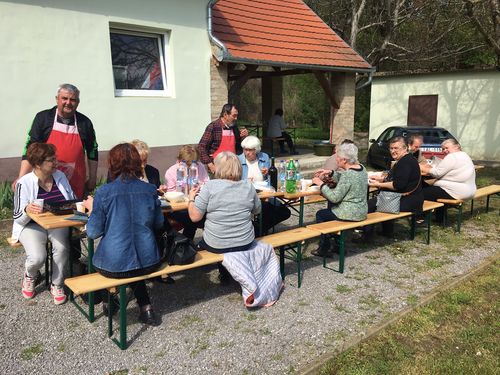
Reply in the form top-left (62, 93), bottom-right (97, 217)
top-left (13, 143), bottom-right (75, 305)
top-left (311, 143), bottom-right (368, 257)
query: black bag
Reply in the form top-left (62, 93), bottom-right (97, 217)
top-left (44, 199), bottom-right (79, 215)
top-left (156, 226), bottom-right (197, 266)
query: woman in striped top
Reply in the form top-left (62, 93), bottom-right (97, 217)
top-left (12, 143), bottom-right (75, 305)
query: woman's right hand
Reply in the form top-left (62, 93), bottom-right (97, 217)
top-left (83, 195), bottom-right (94, 214)
top-left (25, 202), bottom-right (42, 215)
top-left (188, 185), bottom-right (201, 201)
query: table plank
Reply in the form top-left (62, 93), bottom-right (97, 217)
top-left (28, 212), bottom-right (85, 230)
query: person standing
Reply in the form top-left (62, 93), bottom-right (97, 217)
top-left (198, 103), bottom-right (248, 174)
top-left (267, 108), bottom-right (296, 154)
top-left (13, 84), bottom-right (98, 199)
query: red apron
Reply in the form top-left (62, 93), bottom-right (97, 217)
top-left (46, 113), bottom-right (86, 198)
top-left (213, 128), bottom-right (236, 159)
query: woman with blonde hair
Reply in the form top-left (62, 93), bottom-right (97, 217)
top-left (130, 139), bottom-right (161, 188)
top-left (163, 145), bottom-right (209, 192)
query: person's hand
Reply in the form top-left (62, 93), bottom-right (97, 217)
top-left (208, 162), bottom-right (216, 173)
top-left (157, 185), bottom-right (167, 195)
top-left (420, 163), bottom-right (432, 174)
top-left (368, 180), bottom-right (380, 188)
top-left (312, 177), bottom-right (323, 187)
top-left (314, 169), bottom-right (331, 179)
top-left (83, 195), bottom-right (94, 214)
top-left (188, 185), bottom-right (201, 201)
top-left (25, 202), bottom-right (43, 215)
top-left (260, 167), bottom-right (268, 176)
top-left (11, 178), bottom-right (19, 192)
top-left (239, 128), bottom-right (248, 137)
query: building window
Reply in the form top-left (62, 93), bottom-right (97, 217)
top-left (110, 28), bottom-right (169, 97)
top-left (407, 95), bottom-right (438, 126)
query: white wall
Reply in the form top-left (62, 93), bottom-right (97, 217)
top-left (369, 70), bottom-right (500, 161)
top-left (0, 0), bottom-right (211, 158)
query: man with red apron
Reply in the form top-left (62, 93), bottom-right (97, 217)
top-left (198, 103), bottom-right (248, 174)
top-left (13, 84), bottom-right (98, 199)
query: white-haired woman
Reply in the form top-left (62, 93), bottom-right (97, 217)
top-left (238, 136), bottom-right (291, 235)
top-left (420, 138), bottom-right (476, 222)
top-left (311, 143), bottom-right (368, 256)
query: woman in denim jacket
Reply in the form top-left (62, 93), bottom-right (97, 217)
top-left (84, 143), bottom-right (164, 325)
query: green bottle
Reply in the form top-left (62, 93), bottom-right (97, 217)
top-left (285, 159), bottom-right (297, 193)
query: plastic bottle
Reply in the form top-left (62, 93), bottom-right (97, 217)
top-left (268, 157), bottom-right (278, 191)
top-left (278, 160), bottom-right (286, 192)
top-left (285, 159), bottom-right (297, 193)
top-left (188, 161), bottom-right (199, 189)
top-left (176, 160), bottom-right (188, 194)
top-left (294, 159), bottom-right (301, 189)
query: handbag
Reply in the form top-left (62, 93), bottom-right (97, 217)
top-left (376, 191), bottom-right (402, 214)
top-left (156, 226), bottom-right (197, 266)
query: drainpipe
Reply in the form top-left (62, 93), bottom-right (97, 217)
top-left (207, 0), bottom-right (228, 61)
top-left (356, 71), bottom-right (373, 90)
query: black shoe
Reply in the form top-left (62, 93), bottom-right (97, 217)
top-left (154, 276), bottom-right (175, 284)
top-left (139, 309), bottom-right (160, 326)
top-left (218, 272), bottom-right (233, 286)
top-left (376, 230), bottom-right (393, 238)
top-left (311, 248), bottom-right (332, 258)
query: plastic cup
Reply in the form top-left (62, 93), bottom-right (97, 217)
top-left (33, 198), bottom-right (44, 212)
top-left (76, 202), bottom-right (85, 213)
top-left (300, 178), bottom-right (308, 192)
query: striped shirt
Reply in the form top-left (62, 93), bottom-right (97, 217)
top-left (37, 181), bottom-right (66, 203)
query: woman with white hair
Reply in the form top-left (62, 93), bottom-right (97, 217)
top-left (311, 143), bottom-right (368, 257)
top-left (420, 138), bottom-right (476, 222)
top-left (237, 136), bottom-right (291, 235)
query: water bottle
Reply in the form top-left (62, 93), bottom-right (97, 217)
top-left (176, 160), bottom-right (188, 195)
top-left (278, 160), bottom-right (286, 192)
top-left (294, 159), bottom-right (301, 189)
top-left (188, 161), bottom-right (199, 189)
top-left (268, 157), bottom-right (278, 191)
top-left (285, 159), bottom-right (297, 194)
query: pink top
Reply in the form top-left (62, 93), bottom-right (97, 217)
top-left (164, 162), bottom-right (210, 192)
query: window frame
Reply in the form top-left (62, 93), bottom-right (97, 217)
top-left (110, 27), bottom-right (170, 97)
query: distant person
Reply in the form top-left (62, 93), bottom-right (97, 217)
top-left (323, 139), bottom-right (355, 171)
top-left (198, 103), bottom-right (248, 174)
top-left (84, 143), bottom-right (163, 325)
top-left (312, 143), bottom-right (368, 257)
top-left (13, 143), bottom-right (76, 305)
top-left (238, 136), bottom-right (291, 235)
top-left (130, 139), bottom-right (161, 188)
top-left (420, 139), bottom-right (476, 222)
top-left (163, 145), bottom-right (208, 240)
top-left (267, 108), bottom-right (296, 154)
top-left (13, 84), bottom-right (98, 199)
top-left (408, 134), bottom-right (426, 164)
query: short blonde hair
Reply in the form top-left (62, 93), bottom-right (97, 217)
top-left (130, 139), bottom-right (150, 161)
top-left (214, 151), bottom-right (242, 181)
top-left (177, 145), bottom-right (199, 165)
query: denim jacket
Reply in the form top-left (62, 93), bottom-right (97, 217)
top-left (87, 176), bottom-right (164, 273)
top-left (238, 152), bottom-right (270, 180)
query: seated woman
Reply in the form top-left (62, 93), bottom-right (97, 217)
top-left (365, 136), bottom-right (423, 238)
top-left (163, 145), bottom-right (209, 239)
top-left (187, 152), bottom-right (282, 306)
top-left (311, 143), bottom-right (368, 257)
top-left (13, 143), bottom-right (75, 305)
top-left (131, 139), bottom-right (161, 188)
top-left (420, 138), bottom-right (476, 222)
top-left (84, 143), bottom-right (164, 325)
top-left (238, 136), bottom-right (291, 236)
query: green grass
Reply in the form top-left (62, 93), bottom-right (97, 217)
top-left (317, 259), bottom-right (500, 375)
top-left (20, 344), bottom-right (43, 360)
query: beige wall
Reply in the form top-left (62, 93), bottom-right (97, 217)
top-left (0, 0), bottom-right (211, 166)
top-left (369, 70), bottom-right (500, 161)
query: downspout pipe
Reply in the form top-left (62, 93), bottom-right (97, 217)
top-left (207, 0), bottom-right (228, 61)
top-left (356, 71), bottom-right (373, 90)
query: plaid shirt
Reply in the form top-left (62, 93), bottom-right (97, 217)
top-left (198, 118), bottom-right (243, 164)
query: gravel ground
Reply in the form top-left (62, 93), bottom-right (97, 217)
top-left (0, 203), bottom-right (498, 375)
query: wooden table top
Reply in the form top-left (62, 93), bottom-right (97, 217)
top-left (28, 211), bottom-right (85, 230)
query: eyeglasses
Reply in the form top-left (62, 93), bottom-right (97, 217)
top-left (44, 157), bottom-right (57, 163)
top-left (243, 148), bottom-right (256, 152)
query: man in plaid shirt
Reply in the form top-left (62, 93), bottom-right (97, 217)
top-left (198, 104), bottom-right (248, 173)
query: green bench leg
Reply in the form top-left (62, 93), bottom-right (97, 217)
top-left (279, 247), bottom-right (285, 281)
top-left (456, 204), bottom-right (463, 233)
top-left (111, 285), bottom-right (128, 350)
top-left (426, 211), bottom-right (432, 245)
top-left (338, 231), bottom-right (345, 273)
top-left (409, 215), bottom-right (416, 240)
top-left (296, 243), bottom-right (303, 288)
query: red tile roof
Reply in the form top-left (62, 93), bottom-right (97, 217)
top-left (211, 0), bottom-right (373, 72)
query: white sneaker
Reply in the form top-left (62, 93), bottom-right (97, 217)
top-left (50, 284), bottom-right (67, 305)
top-left (22, 274), bottom-right (35, 299)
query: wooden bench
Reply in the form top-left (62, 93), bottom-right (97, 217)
top-left (258, 227), bottom-right (322, 287)
top-left (437, 184), bottom-right (500, 232)
top-left (64, 250), bottom-right (224, 350)
top-left (262, 136), bottom-right (286, 157)
top-left (306, 200), bottom-right (444, 273)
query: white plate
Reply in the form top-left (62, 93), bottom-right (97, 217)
top-left (164, 191), bottom-right (185, 203)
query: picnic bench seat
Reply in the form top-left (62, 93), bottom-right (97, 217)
top-left (262, 136), bottom-right (286, 157)
top-left (258, 227), bottom-right (321, 286)
top-left (64, 250), bottom-right (223, 350)
top-left (437, 184), bottom-right (500, 232)
top-left (307, 200), bottom-right (445, 274)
